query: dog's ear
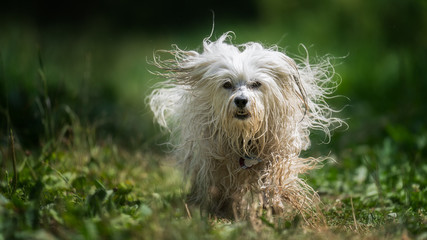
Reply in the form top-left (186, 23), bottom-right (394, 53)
top-left (277, 54), bottom-right (309, 114)
top-left (291, 74), bottom-right (309, 117)
top-left (150, 48), bottom-right (203, 86)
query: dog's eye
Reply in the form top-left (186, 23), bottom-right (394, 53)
top-left (249, 81), bottom-right (262, 89)
top-left (222, 81), bottom-right (233, 89)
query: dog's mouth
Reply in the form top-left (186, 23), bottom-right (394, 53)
top-left (234, 110), bottom-right (251, 120)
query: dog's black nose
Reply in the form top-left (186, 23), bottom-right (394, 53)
top-left (234, 96), bottom-right (248, 108)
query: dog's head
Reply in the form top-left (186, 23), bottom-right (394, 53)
top-left (150, 32), bottom-right (341, 155)
top-left (195, 35), bottom-right (304, 137)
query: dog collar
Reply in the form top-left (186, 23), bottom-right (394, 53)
top-left (239, 155), bottom-right (262, 169)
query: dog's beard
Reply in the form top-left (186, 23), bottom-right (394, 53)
top-left (214, 94), bottom-right (266, 156)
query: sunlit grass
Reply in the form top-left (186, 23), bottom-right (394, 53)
top-left (2, 125), bottom-right (425, 239)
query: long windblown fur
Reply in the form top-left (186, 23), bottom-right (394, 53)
top-left (148, 32), bottom-right (343, 223)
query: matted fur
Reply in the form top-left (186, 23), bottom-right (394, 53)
top-left (148, 32), bottom-right (343, 223)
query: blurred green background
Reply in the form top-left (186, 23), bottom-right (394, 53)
top-left (1, 0), bottom-right (426, 152)
top-left (0, 0), bottom-right (426, 238)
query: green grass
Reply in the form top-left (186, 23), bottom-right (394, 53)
top-left (1, 118), bottom-right (426, 239)
top-left (1, 16), bottom-right (426, 239)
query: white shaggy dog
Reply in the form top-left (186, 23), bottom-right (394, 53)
top-left (148, 32), bottom-right (342, 221)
